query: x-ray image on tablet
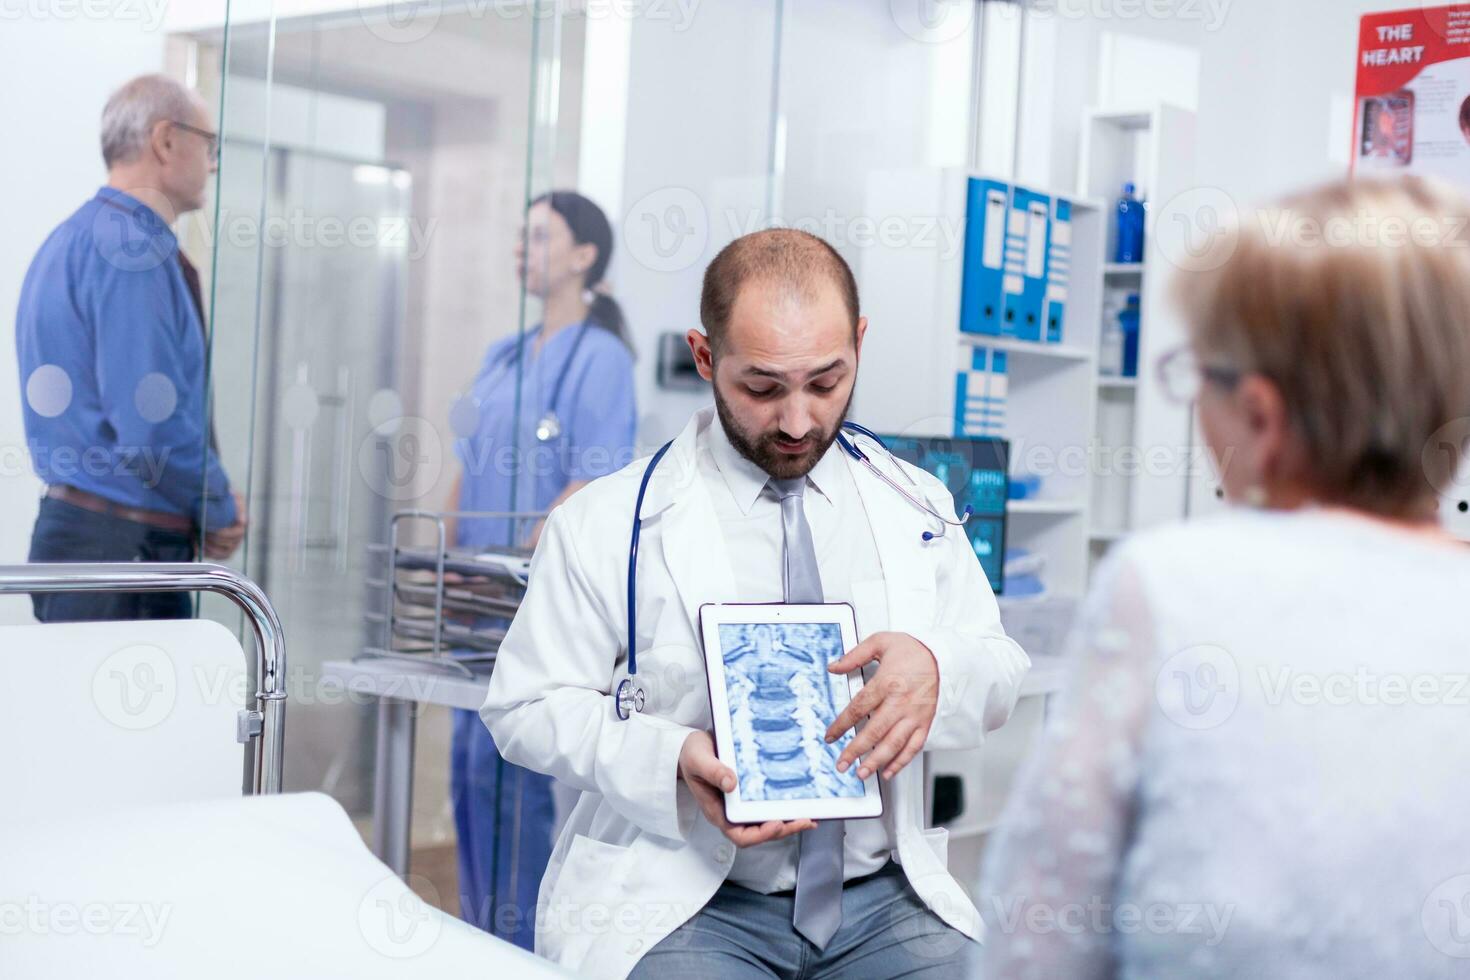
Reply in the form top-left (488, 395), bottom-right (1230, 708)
top-left (719, 621), bottom-right (864, 801)
top-left (698, 603), bottom-right (883, 824)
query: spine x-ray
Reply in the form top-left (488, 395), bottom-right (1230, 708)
top-left (717, 622), bottom-right (866, 801)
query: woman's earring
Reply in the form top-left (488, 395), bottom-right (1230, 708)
top-left (1244, 484), bottom-right (1268, 508)
top-left (581, 287), bottom-right (596, 305)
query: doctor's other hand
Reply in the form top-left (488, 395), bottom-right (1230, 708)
top-left (824, 632), bottom-right (939, 782)
top-left (678, 731), bottom-right (817, 848)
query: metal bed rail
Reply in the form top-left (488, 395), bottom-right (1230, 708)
top-left (0, 562), bottom-right (287, 794)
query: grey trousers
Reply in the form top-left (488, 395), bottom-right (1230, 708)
top-left (628, 861), bottom-right (974, 979)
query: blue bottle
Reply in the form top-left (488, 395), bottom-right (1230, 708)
top-left (1114, 182), bottom-right (1145, 264)
top-left (1119, 293), bottom-right (1142, 377)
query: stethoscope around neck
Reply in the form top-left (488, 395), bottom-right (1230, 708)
top-left (614, 420), bottom-right (974, 720)
top-left (491, 320), bottom-right (593, 443)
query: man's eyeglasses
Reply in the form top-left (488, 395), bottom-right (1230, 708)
top-left (1156, 346), bottom-right (1244, 404)
top-left (171, 120), bottom-right (219, 163)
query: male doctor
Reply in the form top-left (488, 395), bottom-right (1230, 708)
top-left (482, 228), bottom-right (1029, 979)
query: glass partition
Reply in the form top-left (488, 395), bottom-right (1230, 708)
top-left (779, 0), bottom-right (976, 440)
top-left (598, 0), bottom-right (784, 446)
top-left (178, 0), bottom-right (574, 883)
top-left (781, 0), bottom-right (977, 247)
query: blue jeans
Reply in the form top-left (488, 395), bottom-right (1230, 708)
top-left (27, 497), bottom-right (194, 622)
top-left (628, 861), bottom-right (974, 979)
top-left (449, 706), bottom-right (555, 951)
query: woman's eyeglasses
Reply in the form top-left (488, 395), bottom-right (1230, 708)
top-left (1156, 346), bottom-right (1244, 404)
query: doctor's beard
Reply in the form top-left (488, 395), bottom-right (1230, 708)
top-left (713, 382), bottom-right (852, 481)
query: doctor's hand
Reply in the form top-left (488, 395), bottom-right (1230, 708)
top-left (678, 731), bottom-right (817, 848)
top-left (824, 632), bottom-right (939, 782)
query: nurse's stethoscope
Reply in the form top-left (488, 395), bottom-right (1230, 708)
top-left (615, 420), bottom-right (974, 720)
top-left (489, 320), bottom-right (593, 442)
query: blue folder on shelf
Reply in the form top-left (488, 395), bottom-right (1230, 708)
top-left (953, 346), bottom-right (1008, 438)
top-left (959, 178), bottom-right (1010, 336)
top-left (1045, 198), bottom-right (1072, 344)
top-left (1003, 186), bottom-right (1051, 342)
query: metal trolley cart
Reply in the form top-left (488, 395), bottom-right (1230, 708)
top-left (361, 509), bottom-right (543, 678)
top-left (0, 562), bottom-right (287, 795)
top-left (337, 507), bottom-right (545, 921)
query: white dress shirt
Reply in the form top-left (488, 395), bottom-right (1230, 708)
top-left (699, 415), bottom-right (896, 893)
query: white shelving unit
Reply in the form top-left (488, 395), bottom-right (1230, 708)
top-left (855, 166), bottom-right (1107, 611)
top-left (852, 115), bottom-right (1216, 846)
top-left (1077, 103), bottom-right (1220, 565)
top-left (1007, 499), bottom-right (1086, 516)
top-left (960, 334), bottom-right (1093, 363)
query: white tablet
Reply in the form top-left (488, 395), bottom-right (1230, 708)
top-left (698, 603), bottom-right (884, 824)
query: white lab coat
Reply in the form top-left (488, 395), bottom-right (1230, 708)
top-left (482, 406), bottom-right (1030, 979)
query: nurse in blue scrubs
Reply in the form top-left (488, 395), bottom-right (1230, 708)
top-left (445, 191), bottom-right (636, 948)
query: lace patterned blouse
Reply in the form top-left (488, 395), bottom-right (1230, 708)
top-left (973, 508), bottom-right (1470, 979)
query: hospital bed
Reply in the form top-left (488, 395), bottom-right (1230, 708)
top-left (0, 563), bottom-right (570, 979)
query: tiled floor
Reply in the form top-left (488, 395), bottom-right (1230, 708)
top-left (409, 841), bottom-right (462, 917)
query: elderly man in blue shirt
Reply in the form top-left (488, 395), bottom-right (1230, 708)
top-left (15, 73), bottom-right (245, 621)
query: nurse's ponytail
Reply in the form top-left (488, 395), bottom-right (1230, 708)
top-left (536, 190), bottom-right (633, 355)
top-left (587, 289), bottom-right (628, 351)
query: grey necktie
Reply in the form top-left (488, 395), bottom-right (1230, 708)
top-left (770, 477), bottom-right (845, 950)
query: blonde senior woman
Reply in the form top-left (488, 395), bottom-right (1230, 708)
top-left (974, 176), bottom-right (1470, 979)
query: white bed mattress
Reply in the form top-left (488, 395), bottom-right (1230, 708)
top-left (0, 791), bottom-right (573, 979)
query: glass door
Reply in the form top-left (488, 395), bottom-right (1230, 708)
top-left (180, 0), bottom-right (572, 838)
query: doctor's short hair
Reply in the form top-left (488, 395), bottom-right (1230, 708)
top-left (699, 228), bottom-right (860, 354)
top-left (101, 74), bottom-right (204, 169)
top-left (1173, 175), bottom-right (1470, 519)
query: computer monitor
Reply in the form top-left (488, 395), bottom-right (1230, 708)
top-left (876, 434), bottom-right (1009, 595)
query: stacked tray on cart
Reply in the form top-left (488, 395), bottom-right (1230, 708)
top-left (365, 542), bottom-right (533, 665)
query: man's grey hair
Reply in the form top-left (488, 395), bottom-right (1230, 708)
top-left (100, 74), bottom-right (205, 169)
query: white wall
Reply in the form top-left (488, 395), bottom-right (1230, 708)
top-left (1046, 1), bottom-right (1380, 205)
top-left (609, 0), bottom-right (978, 446)
top-left (608, 0), bottom-right (1390, 449)
top-left (0, 21), bottom-right (168, 622)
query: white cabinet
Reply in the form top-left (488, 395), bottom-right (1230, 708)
top-left (855, 166), bottom-right (1107, 613)
top-left (1078, 104), bottom-right (1223, 573)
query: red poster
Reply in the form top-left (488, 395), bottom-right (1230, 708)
top-left (1354, 4), bottom-right (1470, 180)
